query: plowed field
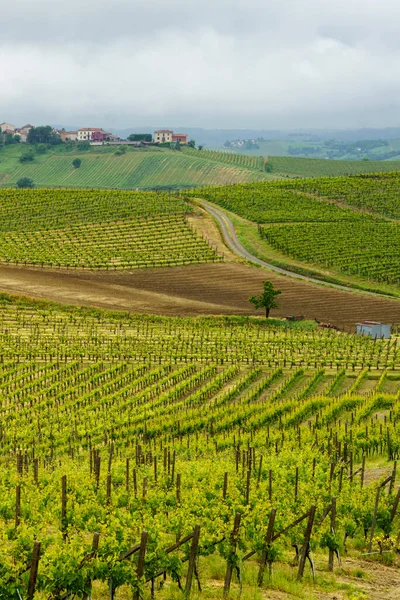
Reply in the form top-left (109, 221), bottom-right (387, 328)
top-left (0, 262), bottom-right (398, 329)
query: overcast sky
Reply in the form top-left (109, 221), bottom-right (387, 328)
top-left (1, 0), bottom-right (400, 130)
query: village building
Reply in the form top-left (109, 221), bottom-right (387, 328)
top-left (15, 124), bottom-right (34, 142)
top-left (154, 130), bottom-right (174, 143)
top-left (59, 130), bottom-right (78, 142)
top-left (172, 133), bottom-right (188, 144)
top-left (0, 122), bottom-right (16, 134)
top-left (77, 127), bottom-right (119, 142)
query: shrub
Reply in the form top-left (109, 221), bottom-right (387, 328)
top-left (19, 151), bottom-right (35, 163)
top-left (72, 158), bottom-right (82, 169)
top-left (36, 144), bottom-right (48, 154)
top-left (16, 177), bottom-right (34, 188)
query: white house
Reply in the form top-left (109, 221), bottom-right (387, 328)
top-left (77, 128), bottom-right (104, 141)
top-left (0, 122), bottom-right (16, 133)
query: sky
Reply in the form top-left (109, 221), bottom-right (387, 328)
top-left (1, 0), bottom-right (400, 130)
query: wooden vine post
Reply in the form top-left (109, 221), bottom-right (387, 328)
top-left (257, 508), bottom-right (276, 586)
top-left (185, 524), bottom-right (201, 598)
top-left (133, 531), bottom-right (148, 600)
top-left (27, 541), bottom-right (41, 600)
top-left (85, 532), bottom-right (100, 600)
top-left (15, 484), bottom-right (21, 529)
top-left (297, 505), bottom-right (316, 580)
top-left (61, 475), bottom-right (67, 540)
top-left (223, 512), bottom-right (242, 597)
top-left (328, 497), bottom-right (336, 572)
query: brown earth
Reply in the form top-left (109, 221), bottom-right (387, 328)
top-left (0, 262), bottom-right (398, 329)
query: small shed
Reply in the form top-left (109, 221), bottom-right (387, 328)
top-left (356, 321), bottom-right (391, 339)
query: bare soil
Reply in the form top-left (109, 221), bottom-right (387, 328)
top-left (0, 262), bottom-right (398, 329)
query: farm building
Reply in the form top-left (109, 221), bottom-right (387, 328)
top-left (356, 321), bottom-right (391, 339)
top-left (172, 133), bottom-right (188, 144)
top-left (154, 130), bottom-right (174, 143)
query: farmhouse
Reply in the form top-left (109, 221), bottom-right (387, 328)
top-left (154, 129), bottom-right (174, 143)
top-left (154, 130), bottom-right (188, 144)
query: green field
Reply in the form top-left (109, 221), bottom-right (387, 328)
top-left (0, 189), bottom-right (221, 269)
top-left (0, 145), bottom-right (268, 189)
top-left (0, 295), bottom-right (399, 598)
top-left (191, 174), bottom-right (400, 292)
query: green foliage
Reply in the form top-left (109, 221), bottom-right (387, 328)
top-left (72, 158), bottom-right (81, 169)
top-left (35, 143), bottom-right (48, 154)
top-left (4, 133), bottom-right (19, 145)
top-left (16, 177), bottom-right (34, 188)
top-left (19, 150), bottom-right (35, 163)
top-left (114, 145), bottom-right (128, 156)
top-left (27, 125), bottom-right (61, 145)
top-left (249, 281), bottom-right (282, 318)
top-left (187, 139), bottom-right (196, 148)
top-left (127, 133), bottom-right (152, 142)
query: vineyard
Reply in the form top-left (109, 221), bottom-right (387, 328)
top-left (0, 149), bottom-right (268, 190)
top-left (0, 297), bottom-right (398, 598)
top-left (182, 147), bottom-right (266, 172)
top-left (0, 189), bottom-right (221, 270)
top-left (260, 222), bottom-right (400, 285)
top-left (266, 156), bottom-right (400, 177)
top-left (190, 174), bottom-right (400, 290)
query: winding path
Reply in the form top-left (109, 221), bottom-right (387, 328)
top-left (196, 199), bottom-right (397, 299)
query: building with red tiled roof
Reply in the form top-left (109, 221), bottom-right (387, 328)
top-left (172, 133), bottom-right (188, 144)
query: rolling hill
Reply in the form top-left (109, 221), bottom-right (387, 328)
top-left (0, 145), bottom-right (269, 189)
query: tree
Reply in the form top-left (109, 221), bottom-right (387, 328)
top-left (27, 126), bottom-right (61, 145)
top-left (249, 281), bottom-right (282, 318)
top-left (4, 133), bottom-right (19, 145)
top-left (198, 145), bottom-right (204, 151)
top-left (187, 139), bottom-right (196, 148)
top-left (16, 177), bottom-right (34, 188)
top-left (72, 158), bottom-right (81, 168)
top-left (128, 133), bottom-right (152, 142)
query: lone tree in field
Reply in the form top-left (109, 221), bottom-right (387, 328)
top-left (16, 177), bottom-right (34, 189)
top-left (249, 281), bottom-right (282, 318)
top-left (72, 158), bottom-right (81, 168)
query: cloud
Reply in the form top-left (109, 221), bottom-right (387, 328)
top-left (1, 0), bottom-right (400, 129)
